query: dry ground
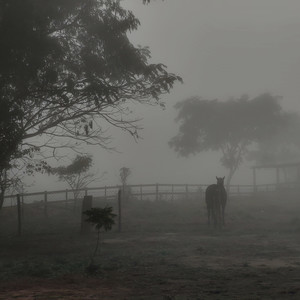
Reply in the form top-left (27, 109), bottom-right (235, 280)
top-left (1, 193), bottom-right (300, 299)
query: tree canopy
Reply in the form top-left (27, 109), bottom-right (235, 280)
top-left (0, 0), bottom-right (181, 199)
top-left (169, 94), bottom-right (291, 187)
top-left (119, 167), bottom-right (131, 186)
top-left (0, 99), bottom-right (23, 171)
top-left (52, 155), bottom-right (93, 178)
top-left (51, 155), bottom-right (98, 201)
top-left (0, 0), bottom-right (181, 155)
top-left (249, 111), bottom-right (300, 165)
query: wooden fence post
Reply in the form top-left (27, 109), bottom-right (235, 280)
top-left (118, 189), bottom-right (122, 232)
top-left (140, 186), bottom-right (143, 201)
top-left (44, 191), bottom-right (48, 217)
top-left (81, 195), bottom-right (93, 234)
top-left (21, 194), bottom-right (24, 218)
top-left (65, 189), bottom-right (68, 207)
top-left (17, 194), bottom-right (22, 236)
top-left (156, 184), bottom-right (159, 201)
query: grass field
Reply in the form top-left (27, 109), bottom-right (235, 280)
top-left (1, 193), bottom-right (300, 299)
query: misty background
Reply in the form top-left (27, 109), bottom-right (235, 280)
top-left (25, 0), bottom-right (300, 192)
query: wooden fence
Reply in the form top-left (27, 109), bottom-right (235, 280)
top-left (2, 182), bottom-right (300, 236)
top-left (4, 181), bottom-right (299, 208)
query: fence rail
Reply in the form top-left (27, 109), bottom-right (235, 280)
top-left (3, 181), bottom-right (300, 208)
top-left (2, 182), bottom-right (300, 237)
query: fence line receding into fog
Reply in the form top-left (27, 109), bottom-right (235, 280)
top-left (3, 182), bottom-right (299, 208)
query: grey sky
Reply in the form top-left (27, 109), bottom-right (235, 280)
top-left (28, 0), bottom-right (300, 191)
top-left (125, 0), bottom-right (300, 107)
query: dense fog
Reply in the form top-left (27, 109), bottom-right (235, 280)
top-left (18, 0), bottom-right (300, 193)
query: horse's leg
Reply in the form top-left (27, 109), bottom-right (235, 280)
top-left (213, 211), bottom-right (217, 228)
top-left (222, 203), bottom-right (225, 226)
top-left (217, 202), bottom-right (221, 229)
top-left (219, 207), bottom-right (222, 229)
top-left (213, 200), bottom-right (218, 228)
top-left (207, 207), bottom-right (211, 226)
top-left (222, 190), bottom-right (227, 226)
top-left (206, 200), bottom-right (210, 226)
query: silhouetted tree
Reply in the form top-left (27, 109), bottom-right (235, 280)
top-left (84, 207), bottom-right (116, 258)
top-left (51, 155), bottom-right (101, 206)
top-left (0, 99), bottom-right (23, 208)
top-left (248, 112), bottom-right (300, 165)
top-left (0, 98), bottom-right (48, 208)
top-left (169, 94), bottom-right (290, 189)
top-left (83, 206), bottom-right (116, 275)
top-left (119, 167), bottom-right (131, 186)
top-left (119, 167), bottom-right (132, 201)
top-left (0, 0), bottom-right (181, 205)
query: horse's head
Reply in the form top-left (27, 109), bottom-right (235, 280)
top-left (216, 176), bottom-right (225, 187)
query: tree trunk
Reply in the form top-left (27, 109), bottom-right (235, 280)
top-left (81, 195), bottom-right (93, 234)
top-left (0, 170), bottom-right (7, 210)
top-left (226, 167), bottom-right (236, 195)
top-left (93, 230), bottom-right (101, 258)
top-left (0, 191), bottom-right (4, 210)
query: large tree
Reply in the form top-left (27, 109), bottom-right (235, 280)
top-left (0, 0), bottom-right (181, 207)
top-left (248, 112), bottom-right (300, 165)
top-left (0, 99), bottom-right (22, 207)
top-left (169, 94), bottom-right (290, 189)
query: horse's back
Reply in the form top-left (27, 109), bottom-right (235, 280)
top-left (205, 184), bottom-right (217, 197)
top-left (206, 184), bottom-right (227, 205)
top-left (205, 184), bottom-right (218, 206)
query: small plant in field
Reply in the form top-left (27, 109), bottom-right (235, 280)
top-left (83, 207), bottom-right (116, 274)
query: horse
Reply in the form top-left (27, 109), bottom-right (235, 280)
top-left (205, 176), bottom-right (227, 228)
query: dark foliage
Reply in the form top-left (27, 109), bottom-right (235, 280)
top-left (169, 94), bottom-right (291, 187)
top-left (84, 207), bottom-right (116, 231)
top-left (51, 155), bottom-right (96, 203)
top-left (84, 206), bottom-right (116, 264)
top-left (0, 0), bottom-right (181, 204)
top-left (52, 155), bottom-right (93, 177)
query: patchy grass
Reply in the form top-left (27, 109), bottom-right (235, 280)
top-left (1, 194), bottom-right (300, 299)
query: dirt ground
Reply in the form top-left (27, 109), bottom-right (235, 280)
top-left (1, 193), bottom-right (300, 299)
